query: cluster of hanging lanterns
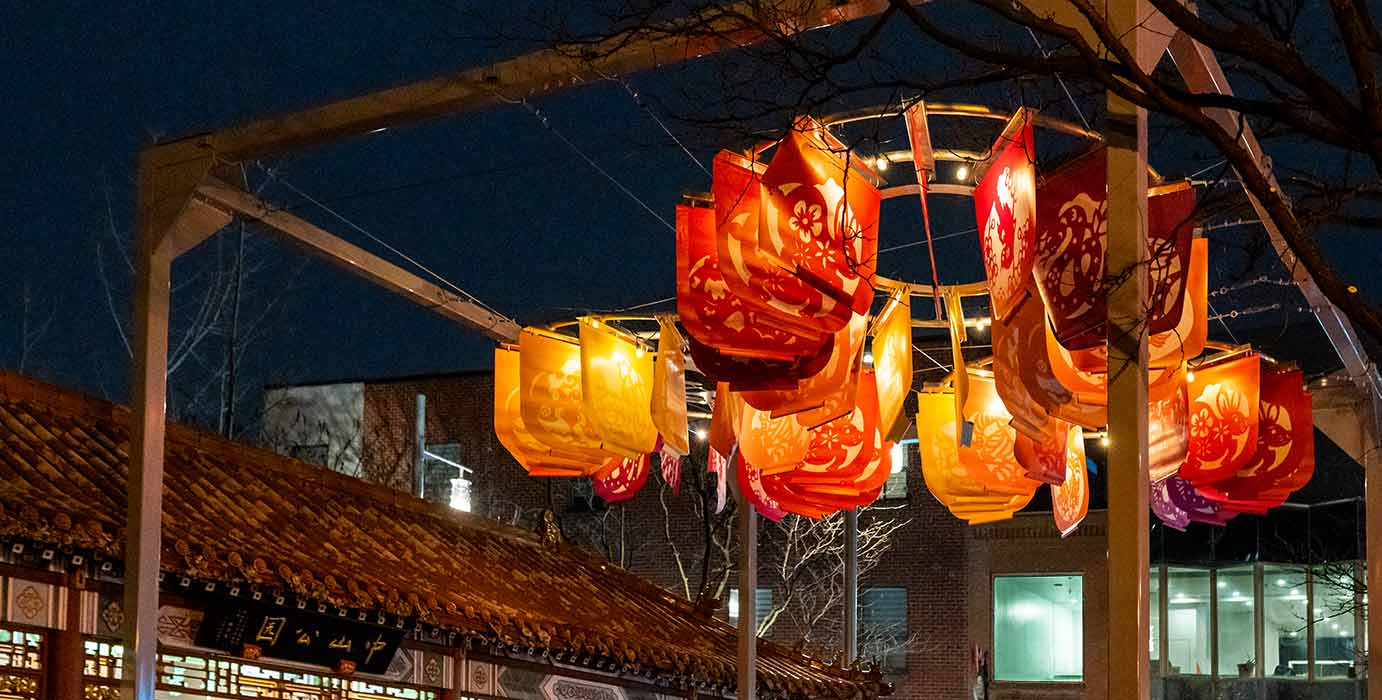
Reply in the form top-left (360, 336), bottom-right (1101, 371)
top-left (491, 101), bottom-right (1316, 534)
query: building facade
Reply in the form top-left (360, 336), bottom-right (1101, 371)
top-left (264, 371), bottom-right (1370, 700)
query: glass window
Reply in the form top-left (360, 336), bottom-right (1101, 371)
top-left (1262, 564), bottom-right (1308, 678)
top-left (1166, 568), bottom-right (1211, 675)
top-left (1216, 566), bottom-right (1256, 677)
top-left (880, 440), bottom-right (914, 500)
top-left (728, 588), bottom-right (774, 624)
top-left (860, 587), bottom-right (908, 674)
top-left (993, 575), bottom-right (1083, 682)
top-left (421, 442), bottom-right (464, 505)
top-left (1150, 568), bottom-right (1161, 671)
top-left (1313, 562), bottom-right (1362, 678)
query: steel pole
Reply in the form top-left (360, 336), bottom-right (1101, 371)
top-left (845, 508), bottom-right (859, 664)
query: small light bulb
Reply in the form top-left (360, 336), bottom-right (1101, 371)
top-left (863, 352), bottom-right (874, 365)
top-left (1100, 436), bottom-right (1111, 447)
top-left (1186, 368), bottom-right (1195, 383)
top-left (875, 157), bottom-right (889, 171)
top-left (955, 164), bottom-right (970, 181)
top-left (635, 347), bottom-right (645, 358)
top-left (695, 429), bottom-right (709, 441)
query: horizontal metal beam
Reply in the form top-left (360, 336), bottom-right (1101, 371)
top-left (194, 180), bottom-right (520, 342)
top-left (176, 0), bottom-right (894, 164)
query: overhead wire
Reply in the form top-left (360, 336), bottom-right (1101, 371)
top-left (255, 165), bottom-right (513, 323)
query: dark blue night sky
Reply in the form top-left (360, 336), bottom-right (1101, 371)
top-left (2, 2), bottom-right (1368, 422)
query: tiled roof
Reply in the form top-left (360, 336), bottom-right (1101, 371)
top-left (0, 373), bottom-right (882, 699)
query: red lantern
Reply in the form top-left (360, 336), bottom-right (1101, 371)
top-left (592, 453), bottom-right (651, 504)
top-left (1179, 353), bottom-right (1262, 486)
top-left (973, 111), bottom-right (1037, 322)
top-left (759, 121), bottom-right (881, 316)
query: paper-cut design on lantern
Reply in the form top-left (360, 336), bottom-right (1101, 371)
top-left (741, 313), bottom-right (866, 420)
top-left (1165, 476), bottom-right (1235, 526)
top-left (708, 447), bottom-right (729, 513)
top-left (759, 120), bottom-right (881, 315)
top-left (787, 369), bottom-right (879, 486)
top-left (1148, 238), bottom-right (1208, 368)
top-left (519, 329), bottom-right (615, 464)
top-left (677, 202), bottom-right (828, 360)
top-left (737, 452), bottom-right (788, 521)
top-left (1032, 146), bottom-right (1197, 350)
top-left (493, 346), bottom-right (592, 476)
top-left (1013, 419), bottom-right (1070, 485)
top-left (916, 391), bottom-right (1037, 524)
top-left (713, 151), bottom-right (852, 335)
top-left (874, 294), bottom-right (913, 441)
top-left (738, 398), bottom-right (812, 475)
top-left (1151, 478), bottom-right (1192, 531)
top-left (1051, 426), bottom-right (1089, 536)
top-left (993, 292), bottom-right (1061, 440)
top-left (652, 317), bottom-right (690, 455)
top-left (973, 110), bottom-right (1036, 321)
top-left (1149, 380), bottom-right (1190, 483)
top-left (1179, 353), bottom-right (1261, 485)
top-left (592, 453), bottom-right (650, 504)
top-left (580, 319), bottom-right (659, 459)
top-left (1205, 368), bottom-right (1315, 512)
top-left (961, 373), bottom-right (1044, 496)
top-left (658, 440), bottom-right (684, 496)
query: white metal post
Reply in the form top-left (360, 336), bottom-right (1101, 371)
top-left (1104, 0), bottom-right (1152, 693)
top-left (735, 450), bottom-right (757, 700)
top-left (416, 394), bottom-right (427, 498)
top-left (845, 508), bottom-right (859, 665)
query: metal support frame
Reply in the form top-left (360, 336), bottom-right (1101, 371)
top-left (844, 509), bottom-right (859, 665)
top-left (416, 394), bottom-right (428, 499)
top-left (736, 459), bottom-right (758, 700)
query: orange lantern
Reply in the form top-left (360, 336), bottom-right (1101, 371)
top-left (651, 317), bottom-right (690, 456)
top-left (737, 451), bottom-right (788, 521)
top-left (1203, 368), bottom-right (1314, 511)
top-left (1179, 353), bottom-right (1262, 485)
top-left (759, 119), bottom-right (881, 316)
top-left (781, 369), bottom-right (880, 493)
top-left (740, 312), bottom-right (866, 421)
top-left (518, 329), bottom-right (617, 465)
top-left (1051, 425), bottom-right (1089, 536)
top-left (1149, 380), bottom-right (1190, 483)
top-left (992, 291), bottom-right (1060, 440)
top-left (960, 372), bottom-right (1044, 496)
top-left (737, 397), bottom-right (812, 475)
top-left (1013, 419), bottom-right (1070, 485)
top-left (676, 202), bottom-right (829, 361)
top-left (713, 151), bottom-right (853, 335)
top-left (916, 390), bottom-right (1037, 524)
top-left (973, 110), bottom-right (1037, 322)
top-left (709, 382), bottom-right (738, 458)
top-left (493, 346), bottom-right (594, 476)
top-left (579, 319), bottom-right (659, 459)
top-left (873, 294), bottom-right (913, 441)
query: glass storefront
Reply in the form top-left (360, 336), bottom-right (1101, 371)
top-left (993, 575), bottom-right (1083, 682)
top-left (1166, 568), bottom-right (1212, 675)
top-left (1215, 565), bottom-right (1255, 677)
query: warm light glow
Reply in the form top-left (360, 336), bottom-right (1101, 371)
top-left (449, 478), bottom-right (472, 513)
top-left (875, 157), bottom-right (889, 171)
top-left (1099, 436), bottom-right (1110, 447)
top-left (695, 429), bottom-right (709, 441)
top-left (955, 163), bottom-right (970, 180)
top-left (863, 352), bottom-right (874, 365)
top-left (1185, 368), bottom-right (1195, 383)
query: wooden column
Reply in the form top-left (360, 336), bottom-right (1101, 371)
top-left (48, 585), bottom-right (85, 700)
top-left (1366, 408), bottom-right (1381, 698)
top-left (1104, 0), bottom-right (1152, 694)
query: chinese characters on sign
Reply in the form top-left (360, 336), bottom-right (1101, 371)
top-left (195, 601), bottom-right (404, 674)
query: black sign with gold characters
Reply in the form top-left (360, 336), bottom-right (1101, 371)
top-left (195, 601), bottom-right (405, 674)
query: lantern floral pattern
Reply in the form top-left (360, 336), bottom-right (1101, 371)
top-left (580, 319), bottom-right (659, 460)
top-left (1051, 425), bottom-right (1089, 536)
top-left (973, 111), bottom-right (1036, 321)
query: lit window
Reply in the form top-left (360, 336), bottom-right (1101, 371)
top-left (861, 587), bottom-right (908, 674)
top-left (727, 588), bottom-right (773, 624)
top-left (1216, 565), bottom-right (1255, 677)
top-left (1166, 568), bottom-right (1211, 675)
top-left (421, 442), bottom-right (465, 505)
top-left (1313, 562), bottom-right (1362, 678)
top-left (880, 440), bottom-right (914, 500)
top-left (1263, 564), bottom-right (1308, 677)
top-left (993, 575), bottom-right (1083, 682)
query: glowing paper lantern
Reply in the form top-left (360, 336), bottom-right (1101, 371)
top-left (1165, 475), bottom-right (1235, 526)
top-left (737, 452), bottom-right (788, 521)
top-left (961, 373), bottom-right (1043, 496)
top-left (709, 382), bottom-right (738, 457)
top-left (1051, 425), bottom-right (1089, 536)
top-left (580, 319), bottom-right (659, 459)
top-left (782, 369), bottom-right (880, 491)
top-left (737, 397), bottom-right (812, 475)
top-left (651, 317), bottom-right (690, 456)
top-left (1205, 368), bottom-right (1315, 511)
top-left (873, 294), bottom-right (913, 441)
top-left (916, 391), bottom-right (1037, 523)
top-left (1032, 146), bottom-right (1197, 351)
top-left (1149, 381), bottom-right (1190, 483)
top-left (1179, 353), bottom-right (1262, 486)
top-left (518, 329), bottom-right (616, 465)
top-left (741, 312), bottom-right (866, 422)
top-left (973, 110), bottom-right (1036, 321)
top-left (592, 453), bottom-right (651, 504)
top-left (992, 291), bottom-right (1061, 440)
top-left (687, 334), bottom-right (834, 390)
top-left (1151, 478), bottom-right (1192, 531)
top-left (493, 346), bottom-right (592, 476)
top-left (759, 120), bottom-right (881, 316)
top-left (676, 203), bottom-right (830, 361)
top-left (713, 151), bottom-right (853, 335)
top-left (1002, 289), bottom-right (1106, 431)
top-left (1013, 420), bottom-right (1070, 485)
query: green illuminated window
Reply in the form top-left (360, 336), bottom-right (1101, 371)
top-left (993, 575), bottom-right (1083, 682)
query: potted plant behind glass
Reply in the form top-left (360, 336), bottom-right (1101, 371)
top-left (1237, 658), bottom-right (1256, 677)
